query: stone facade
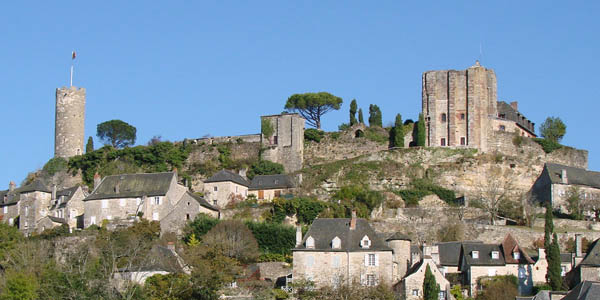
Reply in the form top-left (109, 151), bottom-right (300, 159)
top-left (422, 62), bottom-right (535, 152)
top-left (19, 190), bottom-right (52, 235)
top-left (55, 86), bottom-right (85, 158)
top-left (160, 191), bottom-right (219, 235)
top-left (203, 181), bottom-right (248, 208)
top-left (398, 258), bottom-right (450, 300)
top-left (261, 114), bottom-right (305, 173)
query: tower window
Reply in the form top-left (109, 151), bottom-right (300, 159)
top-left (460, 113), bottom-right (465, 120)
top-left (441, 138), bottom-right (446, 146)
top-left (499, 125), bottom-right (506, 131)
top-left (441, 113), bottom-right (447, 123)
top-left (460, 137), bottom-right (466, 145)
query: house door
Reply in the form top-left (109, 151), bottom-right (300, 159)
top-left (258, 190), bottom-right (264, 200)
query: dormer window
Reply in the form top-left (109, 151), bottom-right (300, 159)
top-left (472, 251), bottom-right (479, 259)
top-left (513, 252), bottom-right (520, 260)
top-left (332, 236), bottom-right (341, 249)
top-left (491, 251), bottom-right (499, 259)
top-left (306, 236), bottom-right (315, 249)
top-left (360, 235), bottom-right (371, 249)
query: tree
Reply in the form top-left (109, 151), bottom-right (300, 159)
top-left (390, 113), bottom-right (404, 148)
top-left (566, 187), bottom-right (583, 220)
top-left (475, 167), bottom-right (514, 225)
top-left (96, 119), bottom-right (137, 148)
top-left (85, 136), bottom-right (94, 153)
top-left (358, 108), bottom-right (364, 124)
top-left (202, 220), bottom-right (259, 263)
top-left (368, 104), bottom-right (382, 127)
top-left (0, 223), bottom-right (23, 263)
top-left (416, 113), bottom-right (426, 146)
top-left (349, 99), bottom-right (358, 126)
top-left (540, 117), bottom-right (566, 143)
top-left (476, 275), bottom-right (518, 300)
top-left (423, 264), bottom-right (440, 300)
top-left (544, 203), bottom-right (554, 250)
top-left (0, 272), bottom-right (38, 300)
top-left (547, 233), bottom-right (563, 290)
top-left (284, 92), bottom-right (343, 129)
top-left (247, 160), bottom-right (284, 180)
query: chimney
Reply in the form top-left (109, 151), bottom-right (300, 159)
top-left (238, 168), bottom-right (247, 178)
top-left (167, 241), bottom-right (175, 251)
top-left (115, 181), bottom-right (120, 194)
top-left (576, 234), bottom-right (583, 258)
top-left (93, 173), bottom-right (101, 189)
top-left (561, 169), bottom-right (568, 184)
top-left (538, 248), bottom-right (546, 260)
top-left (510, 101), bottom-right (518, 111)
top-left (8, 181), bottom-right (15, 192)
top-left (172, 167), bottom-right (178, 174)
top-left (296, 225), bottom-right (303, 247)
top-left (350, 210), bottom-right (357, 230)
top-left (52, 184), bottom-right (57, 201)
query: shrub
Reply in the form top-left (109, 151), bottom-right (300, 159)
top-left (247, 160), bottom-right (284, 180)
top-left (394, 179), bottom-right (457, 206)
top-left (271, 197), bottom-right (325, 224)
top-left (364, 127), bottom-right (388, 144)
top-left (338, 123), bottom-right (350, 131)
top-left (512, 133), bottom-right (523, 147)
top-left (42, 157), bottom-right (68, 176)
top-left (184, 213), bottom-right (219, 243)
top-left (261, 118), bottom-right (274, 138)
top-left (246, 221), bottom-right (295, 256)
top-left (533, 138), bottom-right (562, 153)
top-left (304, 128), bottom-right (325, 143)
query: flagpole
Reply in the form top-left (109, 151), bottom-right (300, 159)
top-left (70, 64), bottom-right (73, 87)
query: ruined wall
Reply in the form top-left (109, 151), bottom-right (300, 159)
top-left (304, 127), bottom-right (389, 166)
top-left (55, 86), bottom-right (85, 158)
top-left (261, 114), bottom-right (305, 172)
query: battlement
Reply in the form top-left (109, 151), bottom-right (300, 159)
top-left (57, 86), bottom-right (86, 92)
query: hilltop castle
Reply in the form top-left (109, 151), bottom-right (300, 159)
top-left (54, 86), bottom-right (86, 158)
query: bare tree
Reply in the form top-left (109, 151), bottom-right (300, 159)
top-left (474, 166), bottom-right (515, 225)
top-left (202, 219), bottom-right (259, 263)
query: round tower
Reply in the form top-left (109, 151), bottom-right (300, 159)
top-left (54, 86), bottom-right (85, 158)
top-left (386, 232), bottom-right (412, 281)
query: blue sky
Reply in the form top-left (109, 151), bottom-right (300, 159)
top-left (1, 1), bottom-right (599, 187)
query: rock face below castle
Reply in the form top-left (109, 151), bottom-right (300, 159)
top-left (55, 86), bottom-right (85, 158)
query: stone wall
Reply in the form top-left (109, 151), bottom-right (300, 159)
top-left (304, 127), bottom-right (389, 166)
top-left (189, 134), bottom-right (261, 145)
top-left (55, 86), bottom-right (85, 158)
top-left (261, 114), bottom-right (305, 173)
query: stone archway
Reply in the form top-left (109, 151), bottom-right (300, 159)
top-left (355, 129), bottom-right (364, 138)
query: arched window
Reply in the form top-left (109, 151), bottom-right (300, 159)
top-left (306, 236), bottom-right (315, 249)
top-left (441, 113), bottom-right (447, 123)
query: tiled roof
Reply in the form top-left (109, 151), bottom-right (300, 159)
top-left (545, 163), bottom-right (600, 189)
top-left (501, 234), bottom-right (535, 264)
top-left (249, 174), bottom-right (294, 190)
top-left (462, 243), bottom-right (505, 266)
top-left (204, 170), bottom-right (249, 187)
top-left (85, 172), bottom-right (175, 201)
top-left (294, 218), bottom-right (392, 252)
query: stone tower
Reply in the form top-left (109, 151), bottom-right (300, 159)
top-left (261, 113), bottom-right (305, 172)
top-left (54, 86), bottom-right (86, 158)
top-left (386, 233), bottom-right (412, 282)
top-left (422, 61), bottom-right (497, 151)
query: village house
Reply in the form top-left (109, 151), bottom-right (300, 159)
top-left (47, 185), bottom-right (87, 230)
top-left (17, 180), bottom-right (52, 235)
top-left (397, 254), bottom-right (451, 300)
top-left (532, 163), bottom-right (600, 215)
top-left (569, 238), bottom-right (600, 285)
top-left (203, 170), bottom-right (249, 208)
top-left (0, 181), bottom-right (20, 226)
top-left (83, 172), bottom-right (218, 233)
top-left (292, 212), bottom-right (394, 288)
top-left (248, 174), bottom-right (295, 201)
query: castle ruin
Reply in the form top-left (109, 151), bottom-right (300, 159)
top-left (54, 86), bottom-right (86, 158)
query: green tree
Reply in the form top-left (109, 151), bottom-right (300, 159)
top-left (547, 233), bottom-right (563, 290)
top-left (390, 113), bottom-right (404, 148)
top-left (261, 118), bottom-right (274, 138)
top-left (423, 264), bottom-right (440, 300)
top-left (358, 108), bottom-right (364, 124)
top-left (540, 117), bottom-right (566, 143)
top-left (144, 273), bottom-right (193, 300)
top-left (0, 223), bottom-right (23, 262)
top-left (0, 272), bottom-right (38, 300)
top-left (416, 113), bottom-right (426, 146)
top-left (96, 119), bottom-right (137, 148)
top-left (86, 136), bottom-right (94, 153)
top-left (247, 160), bottom-right (284, 180)
top-left (544, 203), bottom-right (554, 250)
top-left (476, 275), bottom-right (518, 300)
top-left (284, 92), bottom-right (343, 129)
top-left (368, 104), bottom-right (382, 127)
top-left (202, 220), bottom-right (260, 263)
top-left (349, 99), bottom-right (358, 126)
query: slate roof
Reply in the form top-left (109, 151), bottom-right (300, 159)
top-left (249, 174), bottom-right (294, 190)
top-left (497, 101), bottom-right (536, 135)
top-left (462, 243), bottom-right (505, 266)
top-left (204, 170), bottom-right (249, 187)
top-left (294, 218), bottom-right (392, 252)
top-left (85, 172), bottom-right (175, 201)
top-left (0, 190), bottom-right (19, 206)
top-left (561, 253), bottom-right (574, 264)
top-left (386, 232), bottom-right (411, 241)
top-left (501, 234), bottom-right (535, 264)
top-left (545, 163), bottom-right (600, 189)
top-left (55, 186), bottom-right (84, 208)
top-left (19, 180), bottom-right (51, 193)
top-left (437, 241), bottom-right (478, 266)
top-left (561, 281), bottom-right (600, 300)
top-left (185, 191), bottom-right (219, 211)
top-left (579, 239), bottom-right (600, 267)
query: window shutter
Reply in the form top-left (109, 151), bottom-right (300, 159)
top-left (364, 254), bottom-right (369, 266)
top-left (375, 254), bottom-right (379, 266)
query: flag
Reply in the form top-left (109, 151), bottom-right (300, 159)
top-left (72, 51), bottom-right (76, 60)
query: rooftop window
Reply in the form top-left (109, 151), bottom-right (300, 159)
top-left (491, 251), bottom-right (499, 259)
top-left (472, 251), bottom-right (479, 259)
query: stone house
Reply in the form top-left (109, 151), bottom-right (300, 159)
top-left (203, 170), bottom-right (249, 208)
top-left (17, 180), bottom-right (52, 236)
top-left (0, 181), bottom-right (20, 226)
top-left (160, 191), bottom-right (219, 235)
top-left (422, 61), bottom-right (535, 151)
top-left (48, 185), bottom-right (87, 229)
top-left (292, 213), bottom-right (395, 288)
top-left (531, 163), bottom-right (600, 215)
top-left (83, 172), bottom-right (218, 233)
top-left (570, 238), bottom-right (600, 285)
top-left (397, 256), bottom-right (451, 300)
top-left (248, 174), bottom-right (294, 202)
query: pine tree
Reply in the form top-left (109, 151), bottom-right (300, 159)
top-left (349, 99), bottom-right (358, 126)
top-left (423, 264), bottom-right (440, 300)
top-left (547, 233), bottom-right (563, 290)
top-left (391, 113), bottom-right (404, 148)
top-left (86, 136), bottom-right (94, 153)
top-left (358, 108), bottom-right (364, 124)
top-left (368, 104), bottom-right (382, 127)
top-left (416, 113), bottom-right (426, 146)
